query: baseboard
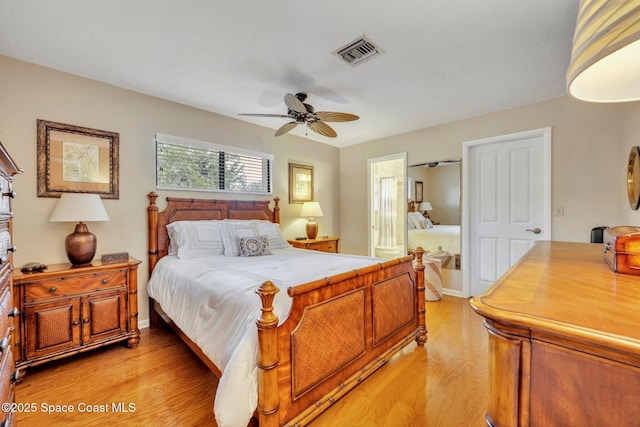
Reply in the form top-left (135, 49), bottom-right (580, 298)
top-left (139, 319), bottom-right (150, 329)
top-left (442, 288), bottom-right (465, 298)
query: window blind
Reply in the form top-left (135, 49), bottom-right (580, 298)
top-left (155, 134), bottom-right (272, 194)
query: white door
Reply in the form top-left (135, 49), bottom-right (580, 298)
top-left (462, 128), bottom-right (551, 296)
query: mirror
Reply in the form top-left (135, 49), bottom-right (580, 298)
top-left (627, 146), bottom-right (640, 210)
top-left (408, 159), bottom-right (462, 293)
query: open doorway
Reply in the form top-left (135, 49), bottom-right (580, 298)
top-left (368, 153), bottom-right (407, 259)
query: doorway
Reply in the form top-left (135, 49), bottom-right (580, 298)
top-left (368, 153), bottom-right (407, 259)
top-left (462, 128), bottom-right (551, 297)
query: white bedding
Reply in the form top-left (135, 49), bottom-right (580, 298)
top-left (408, 225), bottom-right (461, 254)
top-left (147, 247), bottom-right (381, 427)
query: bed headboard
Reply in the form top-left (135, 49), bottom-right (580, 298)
top-left (408, 200), bottom-right (416, 212)
top-left (146, 191), bottom-right (280, 275)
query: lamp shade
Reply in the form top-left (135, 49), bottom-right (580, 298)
top-left (50, 193), bottom-right (109, 222)
top-left (567, 0), bottom-right (640, 102)
top-left (299, 201), bottom-right (323, 218)
top-left (419, 202), bottom-right (433, 212)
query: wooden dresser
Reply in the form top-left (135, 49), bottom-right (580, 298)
top-left (12, 258), bottom-right (141, 373)
top-left (470, 241), bottom-right (640, 427)
top-left (288, 237), bottom-right (339, 253)
top-left (0, 141), bottom-right (21, 426)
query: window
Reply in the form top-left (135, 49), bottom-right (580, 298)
top-left (156, 134), bottom-right (272, 194)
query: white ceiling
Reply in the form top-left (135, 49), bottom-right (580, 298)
top-left (0, 1), bottom-right (579, 147)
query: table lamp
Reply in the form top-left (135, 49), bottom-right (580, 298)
top-left (419, 201), bottom-right (433, 219)
top-left (300, 201), bottom-right (323, 239)
top-left (50, 193), bottom-right (109, 265)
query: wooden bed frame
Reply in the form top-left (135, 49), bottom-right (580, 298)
top-left (147, 192), bottom-right (426, 427)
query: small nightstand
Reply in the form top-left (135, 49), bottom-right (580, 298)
top-left (288, 237), bottom-right (339, 253)
top-left (12, 257), bottom-right (141, 373)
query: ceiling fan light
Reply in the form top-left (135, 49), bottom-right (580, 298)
top-left (567, 0), bottom-right (640, 102)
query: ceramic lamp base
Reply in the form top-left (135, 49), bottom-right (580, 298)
top-left (306, 221), bottom-right (318, 239)
top-left (66, 222), bottom-right (97, 265)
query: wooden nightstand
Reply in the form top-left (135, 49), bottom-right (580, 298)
top-left (12, 257), bottom-right (141, 372)
top-left (288, 237), bottom-right (339, 253)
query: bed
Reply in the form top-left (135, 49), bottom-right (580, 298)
top-left (408, 226), bottom-right (461, 254)
top-left (146, 192), bottom-right (427, 427)
top-left (407, 201), bottom-right (460, 269)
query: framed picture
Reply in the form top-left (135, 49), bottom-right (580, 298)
top-left (415, 181), bottom-right (423, 203)
top-left (37, 120), bottom-right (119, 199)
top-left (289, 163), bottom-right (313, 203)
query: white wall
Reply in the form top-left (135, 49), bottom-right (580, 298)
top-left (0, 55), bottom-right (341, 324)
top-left (341, 96), bottom-right (626, 256)
top-left (621, 102), bottom-right (640, 225)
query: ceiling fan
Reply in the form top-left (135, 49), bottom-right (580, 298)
top-left (240, 93), bottom-right (359, 138)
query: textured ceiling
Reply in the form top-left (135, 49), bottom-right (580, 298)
top-left (0, 1), bottom-right (579, 147)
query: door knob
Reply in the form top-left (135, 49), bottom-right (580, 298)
top-left (526, 227), bottom-right (542, 234)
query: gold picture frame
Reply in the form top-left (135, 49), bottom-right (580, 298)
top-left (37, 120), bottom-right (119, 199)
top-left (415, 181), bottom-right (424, 203)
top-left (289, 163), bottom-right (313, 203)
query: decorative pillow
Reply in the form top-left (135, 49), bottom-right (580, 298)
top-left (424, 218), bottom-right (434, 229)
top-left (166, 221), bottom-right (225, 259)
top-left (221, 221), bottom-right (259, 256)
top-left (254, 221), bottom-right (290, 249)
top-left (239, 235), bottom-right (272, 257)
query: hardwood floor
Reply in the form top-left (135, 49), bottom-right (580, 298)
top-left (15, 295), bottom-right (488, 426)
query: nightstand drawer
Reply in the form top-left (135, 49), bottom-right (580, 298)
top-left (288, 237), bottom-right (339, 253)
top-left (24, 270), bottom-right (127, 302)
top-left (308, 241), bottom-right (337, 252)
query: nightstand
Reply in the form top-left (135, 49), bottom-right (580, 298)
top-left (12, 257), bottom-right (141, 373)
top-left (288, 237), bottom-right (339, 253)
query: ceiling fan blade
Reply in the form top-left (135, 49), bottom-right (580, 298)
top-left (314, 111), bottom-right (360, 122)
top-left (239, 113), bottom-right (290, 118)
top-left (284, 93), bottom-right (308, 114)
top-left (308, 121), bottom-right (337, 138)
top-left (274, 122), bottom-right (298, 137)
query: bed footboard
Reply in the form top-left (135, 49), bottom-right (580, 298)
top-left (256, 249), bottom-right (426, 427)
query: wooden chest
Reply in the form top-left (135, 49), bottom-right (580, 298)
top-left (603, 226), bottom-right (640, 275)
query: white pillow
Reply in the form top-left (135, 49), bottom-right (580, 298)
top-left (407, 214), bottom-right (417, 229)
top-left (254, 221), bottom-right (290, 249)
top-left (424, 218), bottom-right (434, 229)
top-left (221, 221), bottom-right (259, 256)
top-left (408, 212), bottom-right (425, 229)
top-left (166, 221), bottom-right (225, 259)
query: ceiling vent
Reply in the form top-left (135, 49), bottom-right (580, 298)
top-left (334, 35), bottom-right (383, 66)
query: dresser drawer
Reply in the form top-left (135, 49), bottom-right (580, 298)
top-left (0, 228), bottom-right (12, 269)
top-left (0, 288), bottom-right (12, 353)
top-left (0, 174), bottom-right (11, 216)
top-left (24, 270), bottom-right (127, 302)
top-left (0, 347), bottom-right (13, 412)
